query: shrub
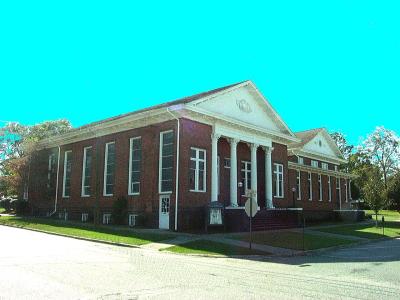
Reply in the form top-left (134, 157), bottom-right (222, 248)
top-left (112, 196), bottom-right (128, 225)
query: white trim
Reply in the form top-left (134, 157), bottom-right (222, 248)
top-left (128, 214), bottom-right (138, 227)
top-left (189, 147), bottom-right (207, 192)
top-left (62, 150), bottom-right (72, 198)
top-left (241, 160), bottom-right (251, 194)
top-left (318, 174), bottom-right (323, 201)
top-left (311, 160), bottom-right (319, 168)
top-left (159, 130), bottom-right (174, 194)
top-left (103, 142), bottom-right (115, 197)
top-left (296, 170), bottom-right (301, 200)
top-left (81, 213), bottom-right (88, 222)
top-left (289, 149), bottom-right (347, 165)
top-left (273, 163), bottom-right (284, 198)
top-left (103, 213), bottom-right (111, 225)
top-left (345, 179), bottom-right (348, 203)
top-left (81, 146), bottom-right (92, 197)
top-left (328, 175), bottom-right (332, 202)
top-left (336, 177), bottom-right (342, 209)
top-left (308, 172), bottom-right (312, 201)
top-left (288, 162), bottom-right (356, 179)
top-left (128, 137), bottom-right (141, 196)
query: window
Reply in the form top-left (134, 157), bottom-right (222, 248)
top-left (128, 137), bottom-right (141, 195)
top-left (296, 170), bottom-right (301, 200)
top-left (334, 165), bottom-right (339, 172)
top-left (159, 131), bottom-right (174, 193)
top-left (273, 163), bottom-right (284, 198)
top-left (321, 162), bottom-right (328, 170)
top-left (47, 153), bottom-right (56, 189)
top-left (318, 174), bottom-right (322, 201)
top-left (103, 142), bottom-right (115, 196)
top-left (241, 161), bottom-right (251, 193)
top-left (103, 213), bottom-right (111, 225)
top-left (81, 146), bottom-right (92, 197)
top-left (328, 176), bottom-right (332, 202)
top-left (189, 147), bottom-right (206, 192)
top-left (217, 156), bottom-right (220, 195)
top-left (224, 158), bottom-right (231, 168)
top-left (311, 160), bottom-right (319, 168)
top-left (129, 214), bottom-right (138, 227)
top-left (23, 183), bottom-right (29, 200)
top-left (336, 177), bottom-right (341, 203)
top-left (62, 150), bottom-right (72, 198)
top-left (345, 180), bottom-right (348, 203)
top-left (298, 157), bottom-right (304, 165)
top-left (81, 213), bottom-right (88, 222)
top-left (308, 172), bottom-right (312, 201)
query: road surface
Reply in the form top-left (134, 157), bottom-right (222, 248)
top-left (0, 225), bottom-right (399, 299)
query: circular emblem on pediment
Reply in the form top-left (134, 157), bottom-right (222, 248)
top-left (236, 99), bottom-right (252, 113)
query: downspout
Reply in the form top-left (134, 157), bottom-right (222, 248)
top-left (166, 108), bottom-right (180, 231)
top-left (50, 146), bottom-right (61, 216)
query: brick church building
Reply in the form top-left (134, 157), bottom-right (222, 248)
top-left (27, 80), bottom-right (355, 231)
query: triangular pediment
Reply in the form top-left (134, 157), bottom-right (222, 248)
top-left (302, 130), bottom-right (343, 159)
top-left (186, 82), bottom-right (294, 137)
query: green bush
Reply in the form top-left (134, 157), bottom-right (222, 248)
top-left (112, 196), bottom-right (128, 225)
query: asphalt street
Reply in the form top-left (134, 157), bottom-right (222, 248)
top-left (0, 225), bottom-right (399, 299)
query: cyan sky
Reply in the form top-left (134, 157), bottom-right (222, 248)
top-left (1, 1), bottom-right (399, 146)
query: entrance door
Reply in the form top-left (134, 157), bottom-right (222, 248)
top-left (159, 195), bottom-right (170, 229)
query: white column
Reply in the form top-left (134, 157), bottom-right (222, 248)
top-left (211, 133), bottom-right (220, 202)
top-left (250, 143), bottom-right (259, 204)
top-left (229, 138), bottom-right (239, 207)
top-left (264, 146), bottom-right (274, 208)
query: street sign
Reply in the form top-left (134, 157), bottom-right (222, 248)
top-left (244, 197), bottom-right (258, 218)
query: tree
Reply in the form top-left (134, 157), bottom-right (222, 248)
top-left (0, 120), bottom-right (72, 198)
top-left (330, 131), bottom-right (354, 160)
top-left (387, 171), bottom-right (400, 212)
top-left (359, 126), bottom-right (400, 190)
top-left (362, 168), bottom-right (391, 226)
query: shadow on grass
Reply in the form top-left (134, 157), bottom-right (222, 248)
top-left (0, 216), bottom-right (175, 245)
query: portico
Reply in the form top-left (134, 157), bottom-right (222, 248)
top-left (210, 124), bottom-right (274, 209)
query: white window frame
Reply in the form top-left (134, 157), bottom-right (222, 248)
top-left (103, 213), bottom-right (111, 225)
top-left (296, 170), bottom-right (301, 200)
top-left (224, 157), bottom-right (231, 168)
top-left (241, 161), bottom-right (251, 194)
top-left (189, 147), bottom-right (207, 192)
top-left (81, 213), bottom-right (88, 222)
top-left (345, 180), bottom-right (348, 203)
top-left (62, 150), bottom-right (72, 198)
top-left (321, 162), bottom-right (328, 170)
top-left (336, 177), bottom-right (341, 203)
top-left (159, 130), bottom-right (174, 194)
top-left (311, 160), bottom-right (319, 168)
top-left (47, 154), bottom-right (55, 189)
top-left (334, 165), bottom-right (339, 172)
top-left (81, 146), bottom-right (92, 197)
top-left (23, 182), bottom-right (29, 200)
top-left (328, 176), bottom-right (332, 202)
top-left (318, 174), bottom-right (323, 201)
top-left (128, 137), bottom-right (141, 195)
top-left (103, 142), bottom-right (115, 196)
top-left (129, 214), bottom-right (138, 227)
top-left (308, 172), bottom-right (312, 201)
top-left (274, 163), bottom-right (284, 198)
top-left (298, 156), bottom-right (304, 165)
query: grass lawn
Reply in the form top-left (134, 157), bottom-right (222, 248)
top-left (0, 207), bottom-right (5, 214)
top-left (163, 239), bottom-right (268, 256)
top-left (364, 210), bottom-right (400, 222)
top-left (227, 231), bottom-right (356, 251)
top-left (315, 221), bottom-right (400, 240)
top-left (0, 216), bottom-right (175, 246)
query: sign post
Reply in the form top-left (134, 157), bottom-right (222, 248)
top-left (244, 190), bottom-right (258, 250)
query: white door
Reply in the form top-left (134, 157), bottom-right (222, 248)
top-left (159, 195), bottom-right (170, 229)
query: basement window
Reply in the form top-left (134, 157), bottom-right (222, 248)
top-left (128, 214), bottom-right (138, 227)
top-left (103, 213), bottom-right (111, 225)
top-left (81, 213), bottom-right (88, 222)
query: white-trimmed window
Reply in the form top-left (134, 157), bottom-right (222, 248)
top-left (345, 180), bottom-right (348, 203)
top-left (334, 165), bottom-right (339, 172)
top-left (62, 150), bottom-right (72, 198)
top-left (189, 147), bottom-right (206, 192)
top-left (318, 174), bottom-right (322, 201)
top-left (129, 214), bottom-right (138, 227)
top-left (103, 142), bottom-right (115, 196)
top-left (81, 213), bottom-right (88, 222)
top-left (311, 160), bottom-right (319, 168)
top-left (241, 161), bottom-right (251, 193)
top-left (273, 163), bottom-right (284, 198)
top-left (296, 170), bottom-right (301, 200)
top-left (23, 183), bottom-right (29, 200)
top-left (336, 177), bottom-right (341, 203)
top-left (298, 157), bottom-right (304, 165)
top-left (224, 158), bottom-right (231, 168)
top-left (328, 176), bottom-right (332, 202)
top-left (81, 146), bottom-right (92, 197)
top-left (321, 162), bottom-right (328, 170)
top-left (103, 213), bottom-right (111, 225)
top-left (128, 137), bottom-right (141, 195)
top-left (159, 131), bottom-right (174, 193)
top-left (47, 153), bottom-right (56, 189)
top-left (308, 172), bottom-right (312, 201)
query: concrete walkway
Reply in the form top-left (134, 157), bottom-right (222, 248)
top-left (141, 235), bottom-right (200, 251)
